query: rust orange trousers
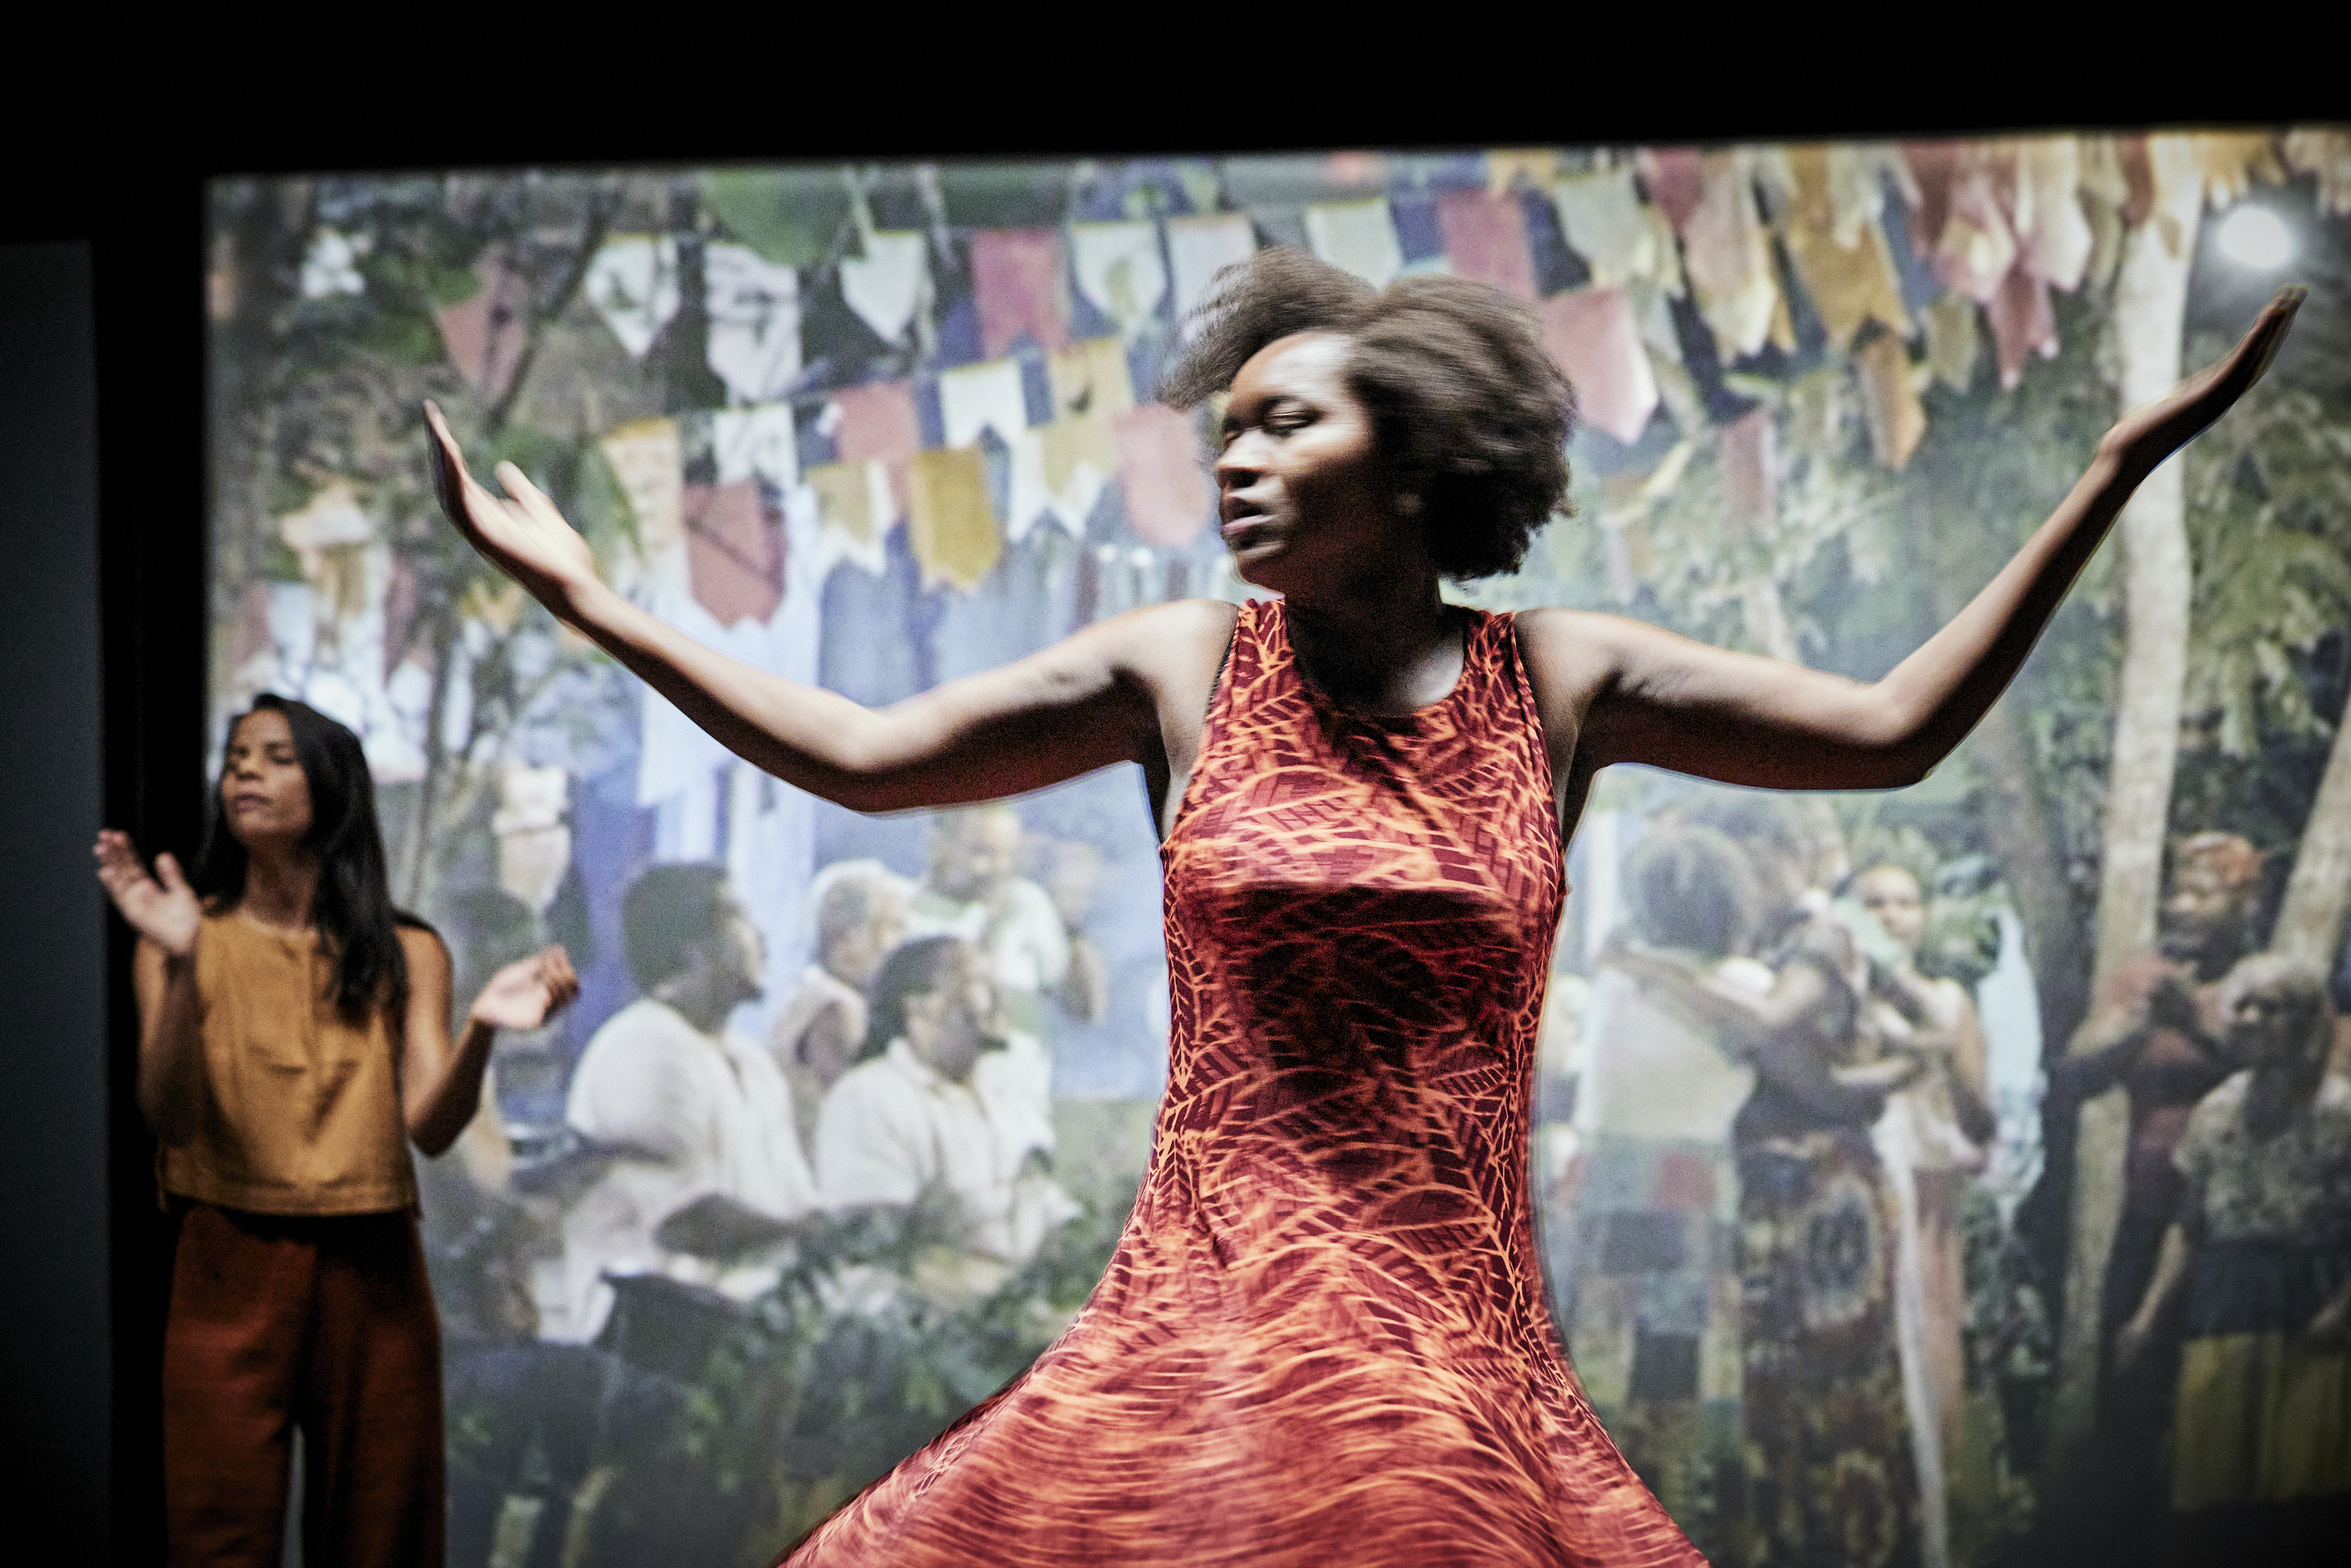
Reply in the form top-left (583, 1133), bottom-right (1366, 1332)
top-left (162, 1201), bottom-right (445, 1567)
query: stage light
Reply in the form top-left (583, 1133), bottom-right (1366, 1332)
top-left (2216, 205), bottom-right (2295, 271)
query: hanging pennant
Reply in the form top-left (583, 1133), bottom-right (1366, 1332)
top-left (1485, 149), bottom-right (1559, 198)
top-left (1434, 190), bottom-right (1538, 301)
top-left (599, 417), bottom-right (684, 561)
top-left (906, 447), bottom-right (1002, 591)
top-left (805, 460), bottom-right (893, 577)
top-left (831, 380), bottom-right (920, 517)
top-left (1303, 198), bottom-right (1404, 288)
top-left (1048, 338), bottom-right (1137, 420)
top-left (1855, 331), bottom-right (1925, 470)
top-left (970, 229), bottom-right (1072, 358)
top-left (1550, 167), bottom-right (1657, 290)
top-left (2283, 127), bottom-right (2351, 216)
top-left (1537, 286), bottom-right (1658, 446)
top-left (2010, 138), bottom-right (2093, 291)
top-left (702, 242), bottom-right (802, 405)
top-left (584, 236), bottom-right (681, 359)
top-left (1683, 152), bottom-right (1780, 359)
top-left (1068, 221), bottom-right (1170, 339)
top-left (1165, 212), bottom-right (1259, 332)
top-left (1778, 146), bottom-right (1912, 352)
top-left (839, 229), bottom-right (928, 347)
top-left (682, 478), bottom-right (783, 626)
top-left (938, 358), bottom-right (1031, 449)
top-left (1114, 404), bottom-right (1212, 547)
top-left (712, 404), bottom-right (797, 491)
top-left (433, 250), bottom-right (531, 402)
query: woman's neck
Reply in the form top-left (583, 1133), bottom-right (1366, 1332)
top-left (240, 845), bottom-right (319, 932)
top-left (1283, 566), bottom-right (1458, 714)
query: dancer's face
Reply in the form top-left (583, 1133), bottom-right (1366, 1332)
top-left (1216, 333), bottom-right (1418, 595)
top-left (221, 710), bottom-right (315, 852)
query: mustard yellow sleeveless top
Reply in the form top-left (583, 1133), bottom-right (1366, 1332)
top-left (160, 910), bottom-right (417, 1215)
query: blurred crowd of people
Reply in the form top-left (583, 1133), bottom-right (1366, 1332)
top-left (1547, 803), bottom-right (2351, 1567)
top-left (422, 803), bottom-right (1114, 1566)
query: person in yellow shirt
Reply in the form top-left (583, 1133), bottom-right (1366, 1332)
top-left (96, 694), bottom-right (576, 1567)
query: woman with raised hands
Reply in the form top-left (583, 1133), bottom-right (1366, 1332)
top-left (428, 248), bottom-right (2299, 1567)
top-left (97, 693), bottom-right (578, 1568)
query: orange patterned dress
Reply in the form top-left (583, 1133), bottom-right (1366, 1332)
top-left (781, 600), bottom-right (1703, 1566)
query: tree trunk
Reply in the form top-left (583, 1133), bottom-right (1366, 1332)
top-left (2271, 675), bottom-right (2351, 973)
top-left (2046, 156), bottom-right (2202, 1490)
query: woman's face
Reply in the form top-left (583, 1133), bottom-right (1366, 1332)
top-left (221, 709), bottom-right (315, 851)
top-left (1216, 332), bottom-right (1418, 595)
top-left (1856, 866), bottom-right (1926, 955)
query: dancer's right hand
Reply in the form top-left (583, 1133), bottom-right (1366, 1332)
top-left (424, 401), bottom-right (603, 619)
top-left (93, 830), bottom-right (200, 958)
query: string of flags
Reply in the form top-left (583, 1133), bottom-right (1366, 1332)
top-left (371, 129), bottom-right (2351, 622)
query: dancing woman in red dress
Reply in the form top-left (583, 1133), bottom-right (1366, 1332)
top-left (428, 249), bottom-right (2299, 1566)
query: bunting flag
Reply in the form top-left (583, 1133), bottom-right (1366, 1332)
top-left (599, 417), bottom-right (684, 563)
top-left (682, 478), bottom-right (783, 626)
top-left (1551, 166), bottom-right (1659, 290)
top-left (1435, 190), bottom-right (1538, 301)
top-left (831, 380), bottom-right (920, 516)
top-left (1304, 198), bottom-right (1404, 288)
top-left (1779, 146), bottom-right (1912, 352)
top-left (712, 404), bottom-right (798, 490)
top-left (1683, 151), bottom-right (1783, 360)
top-left (433, 251), bottom-right (531, 402)
top-left (1048, 338), bottom-right (1137, 420)
top-left (1538, 286), bottom-right (1658, 446)
top-left (1165, 213), bottom-right (1259, 331)
top-left (2284, 127), bottom-right (2351, 216)
top-left (1855, 330), bottom-right (1925, 470)
top-left (939, 359), bottom-right (1030, 449)
top-left (971, 228), bottom-right (1071, 358)
top-left (703, 243), bottom-right (802, 405)
top-left (1484, 149), bottom-right (1559, 198)
top-left (805, 459), bottom-right (893, 576)
top-left (906, 446), bottom-right (1001, 590)
top-left (1068, 221), bottom-right (1170, 339)
top-left (839, 230), bottom-right (929, 347)
top-left (584, 236), bottom-right (681, 359)
top-left (1114, 404), bottom-right (1212, 547)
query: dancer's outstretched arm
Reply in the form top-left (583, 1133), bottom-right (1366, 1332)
top-left (425, 405), bottom-right (1229, 815)
top-left (1523, 288), bottom-right (2304, 792)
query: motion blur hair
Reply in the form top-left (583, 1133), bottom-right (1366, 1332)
top-left (193, 693), bottom-right (415, 1020)
top-left (1159, 247), bottom-right (1574, 580)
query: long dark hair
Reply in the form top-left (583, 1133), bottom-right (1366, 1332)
top-left (191, 694), bottom-right (412, 1020)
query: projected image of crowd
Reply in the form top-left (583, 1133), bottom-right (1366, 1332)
top-left (205, 134), bottom-right (2351, 1566)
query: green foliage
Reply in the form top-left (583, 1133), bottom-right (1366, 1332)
top-left (2179, 352), bottom-right (2351, 757)
top-left (702, 168), bottom-right (855, 269)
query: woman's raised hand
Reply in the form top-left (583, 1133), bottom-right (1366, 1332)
top-left (424, 401), bottom-right (603, 619)
top-left (94, 830), bottom-right (201, 958)
top-left (467, 945), bottom-right (581, 1033)
top-left (2103, 285), bottom-right (2305, 470)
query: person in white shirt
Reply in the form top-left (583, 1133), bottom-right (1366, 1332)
top-left (770, 860), bottom-right (910, 1150)
top-left (817, 935), bottom-right (1075, 1292)
top-left (904, 807), bottom-right (1069, 1044)
top-left (549, 864), bottom-right (818, 1343)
